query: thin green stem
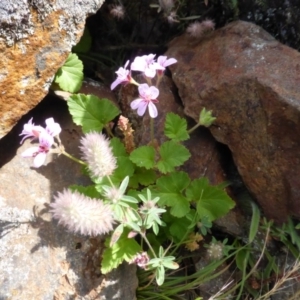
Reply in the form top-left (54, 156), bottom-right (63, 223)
top-left (62, 151), bottom-right (86, 166)
top-left (220, 226), bottom-right (271, 299)
top-left (105, 124), bottom-right (114, 138)
top-left (187, 122), bottom-right (201, 134)
top-left (170, 213), bottom-right (198, 256)
top-left (150, 118), bottom-right (154, 145)
top-left (140, 231), bottom-right (157, 258)
top-left (106, 175), bottom-right (115, 188)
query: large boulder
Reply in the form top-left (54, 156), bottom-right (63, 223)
top-left (0, 91), bottom-right (137, 299)
top-left (119, 75), bottom-right (243, 236)
top-left (0, 0), bottom-right (104, 139)
top-left (166, 20), bottom-right (300, 222)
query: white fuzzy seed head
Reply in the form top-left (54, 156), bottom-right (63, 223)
top-left (201, 19), bottom-right (215, 31)
top-left (186, 19), bottom-right (215, 38)
top-left (50, 189), bottom-right (115, 236)
top-left (110, 5), bottom-right (125, 20)
top-left (79, 132), bottom-right (117, 178)
top-left (186, 21), bottom-right (205, 38)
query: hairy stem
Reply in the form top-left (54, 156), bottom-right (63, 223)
top-left (62, 151), bottom-right (86, 166)
top-left (150, 118), bottom-right (154, 145)
top-left (187, 122), bottom-right (201, 134)
top-left (140, 231), bottom-right (157, 258)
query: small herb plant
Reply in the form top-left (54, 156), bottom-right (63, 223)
top-left (20, 52), bottom-right (235, 287)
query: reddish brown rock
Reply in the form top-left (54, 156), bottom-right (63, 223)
top-left (119, 75), bottom-right (243, 235)
top-left (0, 0), bottom-right (104, 139)
top-left (119, 75), bottom-right (226, 185)
top-left (166, 20), bottom-right (300, 222)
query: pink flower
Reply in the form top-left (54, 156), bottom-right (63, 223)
top-left (111, 60), bottom-right (134, 90)
top-left (50, 189), bottom-right (114, 236)
top-left (20, 117), bottom-right (61, 144)
top-left (45, 118), bottom-right (61, 137)
top-left (157, 56), bottom-right (177, 70)
top-left (21, 131), bottom-right (54, 167)
top-left (131, 252), bottom-right (150, 269)
top-left (131, 54), bottom-right (163, 78)
top-left (156, 55), bottom-right (177, 78)
top-left (130, 84), bottom-right (159, 118)
top-left (19, 117), bottom-right (44, 144)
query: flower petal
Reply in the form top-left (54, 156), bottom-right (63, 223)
top-left (111, 65), bottom-right (130, 90)
top-left (144, 67), bottom-right (156, 78)
top-left (130, 98), bottom-right (143, 109)
top-left (131, 56), bottom-right (147, 72)
top-left (33, 152), bottom-right (47, 168)
top-left (148, 102), bottom-right (158, 118)
top-left (158, 56), bottom-right (177, 67)
top-left (45, 118), bottom-right (61, 136)
top-left (164, 58), bottom-right (177, 67)
top-left (148, 86), bottom-right (159, 99)
top-left (21, 147), bottom-right (39, 157)
top-left (39, 131), bottom-right (54, 148)
top-left (111, 78), bottom-right (123, 90)
top-left (19, 117), bottom-right (44, 144)
top-left (138, 83), bottom-right (150, 97)
top-left (137, 101), bottom-right (148, 116)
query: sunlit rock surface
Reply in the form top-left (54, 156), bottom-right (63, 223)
top-left (167, 20), bottom-right (300, 222)
top-left (0, 0), bottom-right (104, 139)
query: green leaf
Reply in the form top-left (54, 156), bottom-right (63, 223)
top-left (155, 265), bottom-right (165, 286)
top-left (249, 202), bottom-right (260, 243)
top-left (101, 230), bottom-right (141, 274)
top-left (164, 113), bottom-right (189, 142)
top-left (131, 167), bottom-right (156, 186)
top-left (68, 94), bottom-right (120, 133)
top-left (110, 137), bottom-right (127, 157)
top-left (162, 258), bottom-right (179, 269)
top-left (54, 53), bottom-right (83, 92)
top-left (72, 28), bottom-right (92, 53)
top-left (186, 178), bottom-right (235, 222)
top-left (155, 172), bottom-right (191, 217)
top-left (110, 224), bottom-right (124, 246)
top-left (113, 156), bottom-right (135, 181)
top-left (69, 185), bottom-right (100, 199)
top-left (169, 216), bottom-right (193, 242)
top-left (157, 141), bottom-right (191, 173)
top-left (235, 249), bottom-right (249, 272)
top-left (286, 217), bottom-right (300, 251)
top-left (130, 145), bottom-right (156, 169)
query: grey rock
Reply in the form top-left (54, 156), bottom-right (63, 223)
top-left (0, 95), bottom-right (137, 299)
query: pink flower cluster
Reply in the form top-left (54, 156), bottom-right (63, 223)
top-left (20, 117), bottom-right (61, 168)
top-left (130, 251), bottom-right (150, 269)
top-left (111, 54), bottom-right (177, 118)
